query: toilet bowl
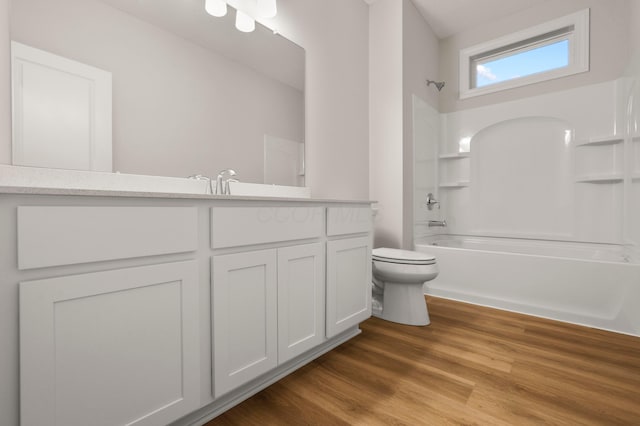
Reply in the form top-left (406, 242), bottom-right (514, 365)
top-left (371, 248), bottom-right (438, 326)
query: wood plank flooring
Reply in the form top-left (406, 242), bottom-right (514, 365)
top-left (207, 297), bottom-right (640, 425)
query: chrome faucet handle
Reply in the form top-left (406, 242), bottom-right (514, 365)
top-left (225, 178), bottom-right (239, 195)
top-left (216, 169), bottom-right (238, 195)
top-left (426, 192), bottom-right (440, 210)
top-left (187, 174), bottom-right (212, 194)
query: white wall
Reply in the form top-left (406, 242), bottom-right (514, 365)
top-left (368, 0), bottom-right (439, 249)
top-left (10, 0), bottom-right (304, 183)
top-left (633, 1), bottom-right (640, 49)
top-left (439, 0), bottom-right (632, 113)
top-left (630, 0), bottom-right (640, 73)
top-left (402, 0), bottom-right (439, 248)
top-left (369, 0), bottom-right (403, 248)
top-left (0, 0), bottom-right (9, 164)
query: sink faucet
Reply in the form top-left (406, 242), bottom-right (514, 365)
top-left (428, 220), bottom-right (447, 227)
top-left (216, 169), bottom-right (237, 195)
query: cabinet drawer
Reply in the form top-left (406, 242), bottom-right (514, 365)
top-left (326, 207), bottom-right (372, 236)
top-left (211, 207), bottom-right (323, 249)
top-left (18, 206), bottom-right (198, 270)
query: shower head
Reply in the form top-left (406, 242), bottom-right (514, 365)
top-left (426, 79), bottom-right (445, 92)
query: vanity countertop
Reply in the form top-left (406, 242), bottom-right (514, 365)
top-left (0, 165), bottom-right (373, 204)
top-left (0, 185), bottom-right (374, 204)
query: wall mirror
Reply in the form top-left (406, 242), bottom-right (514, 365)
top-left (9, 0), bottom-right (305, 186)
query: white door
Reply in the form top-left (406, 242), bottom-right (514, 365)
top-left (277, 243), bottom-right (324, 364)
top-left (11, 41), bottom-right (112, 171)
top-left (19, 261), bottom-right (200, 426)
top-left (212, 249), bottom-right (278, 398)
top-left (326, 237), bottom-right (372, 338)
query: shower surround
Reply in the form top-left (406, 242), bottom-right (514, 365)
top-left (414, 70), bottom-right (640, 336)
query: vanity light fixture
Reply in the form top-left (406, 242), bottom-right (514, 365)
top-left (205, 0), bottom-right (227, 17)
top-left (205, 0), bottom-right (277, 33)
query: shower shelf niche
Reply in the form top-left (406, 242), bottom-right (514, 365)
top-left (574, 134), bottom-right (623, 182)
top-left (438, 151), bottom-right (470, 189)
top-left (575, 174), bottom-right (624, 184)
top-left (575, 135), bottom-right (624, 147)
top-left (439, 181), bottom-right (470, 188)
top-left (438, 152), bottom-right (470, 159)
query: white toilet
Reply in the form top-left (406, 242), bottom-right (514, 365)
top-left (371, 248), bottom-right (438, 326)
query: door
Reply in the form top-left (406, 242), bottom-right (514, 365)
top-left (326, 237), bottom-right (372, 338)
top-left (11, 41), bottom-right (112, 171)
top-left (277, 243), bottom-right (324, 363)
top-left (212, 249), bottom-right (277, 397)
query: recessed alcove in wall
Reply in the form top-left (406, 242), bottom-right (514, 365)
top-left (574, 136), bottom-right (624, 182)
top-left (470, 116), bottom-right (574, 238)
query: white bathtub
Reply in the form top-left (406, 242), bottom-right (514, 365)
top-left (414, 235), bottom-right (640, 336)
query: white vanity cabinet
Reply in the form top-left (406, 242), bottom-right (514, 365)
top-left (211, 243), bottom-right (325, 398)
top-left (210, 207), bottom-right (325, 398)
top-left (326, 207), bottom-right (373, 338)
top-left (4, 193), bottom-right (372, 426)
top-left (20, 262), bottom-right (200, 426)
top-left (16, 205), bottom-right (201, 426)
top-left (211, 249), bottom-right (278, 398)
top-left (277, 242), bottom-right (324, 363)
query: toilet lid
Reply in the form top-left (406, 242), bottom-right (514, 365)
top-left (372, 248), bottom-right (436, 265)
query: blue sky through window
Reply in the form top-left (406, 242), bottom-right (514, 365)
top-left (476, 39), bottom-right (569, 87)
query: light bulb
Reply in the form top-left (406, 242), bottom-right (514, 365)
top-left (205, 0), bottom-right (227, 17)
top-left (235, 9), bottom-right (255, 32)
top-left (256, 0), bottom-right (277, 18)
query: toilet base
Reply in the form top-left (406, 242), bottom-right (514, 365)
top-left (373, 282), bottom-right (430, 326)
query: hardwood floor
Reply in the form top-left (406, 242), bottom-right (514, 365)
top-left (207, 297), bottom-right (640, 425)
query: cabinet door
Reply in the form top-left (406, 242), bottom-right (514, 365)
top-left (212, 249), bottom-right (277, 398)
top-left (19, 261), bottom-right (200, 426)
top-left (277, 243), bottom-right (324, 364)
top-left (326, 237), bottom-right (372, 338)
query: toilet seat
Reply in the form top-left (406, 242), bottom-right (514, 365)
top-left (372, 248), bottom-right (436, 265)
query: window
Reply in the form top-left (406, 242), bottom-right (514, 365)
top-left (459, 9), bottom-right (590, 99)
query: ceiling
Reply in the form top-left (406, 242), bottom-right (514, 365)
top-left (365, 0), bottom-right (551, 39)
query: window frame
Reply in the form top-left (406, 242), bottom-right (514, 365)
top-left (459, 9), bottom-right (590, 99)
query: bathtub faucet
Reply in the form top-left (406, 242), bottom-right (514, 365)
top-left (428, 220), bottom-right (447, 227)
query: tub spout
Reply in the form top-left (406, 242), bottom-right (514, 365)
top-left (428, 220), bottom-right (447, 227)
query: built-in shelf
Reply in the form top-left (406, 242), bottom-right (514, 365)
top-left (575, 174), bottom-right (624, 184)
top-left (575, 136), bottom-right (624, 147)
top-left (439, 152), bottom-right (470, 159)
top-left (414, 185), bottom-right (436, 192)
top-left (439, 181), bottom-right (470, 188)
